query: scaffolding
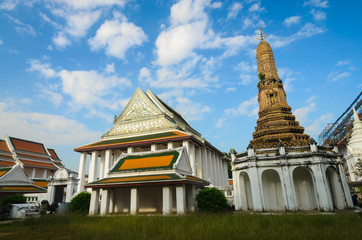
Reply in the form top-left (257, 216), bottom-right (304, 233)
top-left (319, 91), bottom-right (362, 146)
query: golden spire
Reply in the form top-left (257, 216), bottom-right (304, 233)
top-left (256, 27), bottom-right (267, 41)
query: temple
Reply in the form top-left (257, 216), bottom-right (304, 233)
top-left (0, 137), bottom-right (63, 201)
top-left (231, 29), bottom-right (353, 211)
top-left (75, 88), bottom-right (230, 215)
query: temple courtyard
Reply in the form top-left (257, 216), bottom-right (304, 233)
top-left (0, 212), bottom-right (361, 240)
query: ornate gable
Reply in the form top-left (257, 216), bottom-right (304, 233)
top-left (118, 87), bottom-right (162, 121)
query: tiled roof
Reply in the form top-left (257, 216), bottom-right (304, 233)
top-left (75, 131), bottom-right (189, 151)
top-left (9, 137), bottom-right (47, 155)
top-left (0, 168), bottom-right (12, 178)
top-left (111, 151), bottom-right (179, 173)
top-left (0, 160), bottom-right (16, 167)
top-left (17, 153), bottom-right (50, 160)
top-left (33, 179), bottom-right (49, 188)
top-left (0, 185), bottom-right (47, 193)
top-left (86, 173), bottom-right (208, 187)
top-left (48, 148), bottom-right (60, 160)
top-left (19, 159), bottom-right (58, 169)
top-left (0, 140), bottom-right (11, 152)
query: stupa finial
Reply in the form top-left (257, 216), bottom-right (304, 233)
top-left (256, 27), bottom-right (267, 41)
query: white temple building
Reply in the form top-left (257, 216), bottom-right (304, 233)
top-left (231, 30), bottom-right (353, 212)
top-left (344, 108), bottom-right (362, 183)
top-left (74, 88), bottom-right (229, 215)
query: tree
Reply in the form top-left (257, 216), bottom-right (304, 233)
top-left (70, 192), bottom-right (91, 214)
top-left (196, 187), bottom-right (229, 212)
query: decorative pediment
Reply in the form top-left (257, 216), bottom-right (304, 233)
top-left (0, 165), bottom-right (32, 184)
top-left (118, 88), bottom-right (163, 122)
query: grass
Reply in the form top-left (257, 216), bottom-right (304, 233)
top-left (0, 212), bottom-right (361, 240)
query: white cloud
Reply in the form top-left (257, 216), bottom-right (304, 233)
top-left (0, 0), bottom-right (19, 10)
top-left (248, 2), bottom-right (265, 12)
top-left (64, 10), bottom-right (102, 38)
top-left (58, 69), bottom-right (131, 109)
top-left (310, 9), bottom-right (326, 21)
top-left (89, 18), bottom-right (147, 59)
top-left (105, 63), bottom-right (115, 73)
top-left (294, 96), bottom-right (316, 123)
top-left (283, 16), bottom-right (301, 27)
top-left (303, 0), bottom-right (328, 8)
top-left (224, 95), bottom-right (258, 116)
top-left (242, 15), bottom-right (265, 30)
top-left (269, 23), bottom-right (324, 48)
top-left (225, 87), bottom-right (236, 92)
top-left (6, 15), bottom-right (36, 36)
top-left (49, 0), bottom-right (126, 10)
top-left (28, 59), bottom-right (57, 78)
top-left (234, 61), bottom-right (257, 86)
top-left (227, 2), bottom-right (243, 20)
top-left (0, 99), bottom-right (101, 146)
top-left (52, 32), bottom-right (71, 49)
top-left (215, 117), bottom-right (226, 128)
top-left (305, 113), bottom-right (333, 136)
top-left (327, 60), bottom-right (354, 82)
top-left (211, 1), bottom-right (222, 8)
top-left (278, 67), bottom-right (299, 92)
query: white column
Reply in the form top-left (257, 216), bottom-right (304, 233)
top-left (88, 151), bottom-right (98, 183)
top-left (176, 185), bottom-right (186, 214)
top-left (216, 155), bottom-right (222, 186)
top-left (104, 149), bottom-right (112, 178)
top-left (212, 152), bottom-right (218, 186)
top-left (47, 184), bottom-right (55, 204)
top-left (99, 151), bottom-right (105, 180)
top-left (224, 161), bottom-right (229, 186)
top-left (151, 143), bottom-right (157, 151)
top-left (77, 152), bottom-right (87, 193)
top-left (280, 163), bottom-right (297, 211)
top-left (109, 190), bottom-right (114, 213)
top-left (130, 188), bottom-right (139, 215)
top-left (89, 189), bottom-right (100, 215)
top-left (31, 168), bottom-right (36, 178)
top-left (43, 169), bottom-right (47, 179)
top-left (207, 149), bottom-right (213, 184)
top-left (248, 166), bottom-right (263, 211)
top-left (196, 147), bottom-right (203, 178)
top-left (187, 185), bottom-right (196, 212)
top-left (65, 180), bottom-right (76, 202)
top-left (311, 164), bottom-right (333, 211)
top-left (162, 186), bottom-right (172, 215)
top-left (167, 142), bottom-right (174, 149)
top-left (100, 189), bottom-right (110, 215)
top-left (127, 146), bottom-right (134, 154)
top-left (203, 148), bottom-right (209, 182)
top-left (338, 162), bottom-right (353, 207)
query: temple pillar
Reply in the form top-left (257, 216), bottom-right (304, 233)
top-left (43, 169), bottom-right (47, 179)
top-left (99, 151), bottom-right (105, 179)
top-left (100, 189), bottom-right (110, 216)
top-left (127, 146), bottom-right (134, 154)
top-left (167, 142), bottom-right (174, 149)
top-left (130, 188), bottom-right (139, 215)
top-left (162, 186), bottom-right (172, 215)
top-left (183, 140), bottom-right (196, 176)
top-left (65, 179), bottom-right (76, 202)
top-left (88, 151), bottom-right (98, 183)
top-left (187, 185), bottom-right (196, 212)
top-left (109, 190), bottom-right (114, 213)
top-left (47, 184), bottom-right (55, 204)
top-left (196, 147), bottom-right (203, 178)
top-left (337, 162), bottom-right (353, 207)
top-left (248, 165), bottom-right (263, 211)
top-left (310, 164), bottom-right (333, 211)
top-left (208, 149), bottom-right (213, 184)
top-left (89, 189), bottom-right (100, 215)
top-left (104, 149), bottom-right (112, 177)
top-left (280, 163), bottom-right (297, 211)
top-left (176, 184), bottom-right (186, 214)
top-left (31, 168), bottom-right (36, 179)
top-left (203, 148), bottom-right (209, 182)
top-left (77, 152), bottom-right (87, 193)
top-left (151, 143), bottom-right (157, 151)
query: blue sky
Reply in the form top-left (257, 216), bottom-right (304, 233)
top-left (0, 0), bottom-right (361, 171)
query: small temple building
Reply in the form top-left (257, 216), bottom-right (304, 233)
top-left (344, 108), bottom-right (362, 184)
top-left (0, 137), bottom-right (64, 202)
top-left (231, 29), bottom-right (353, 211)
top-left (74, 88), bottom-right (229, 215)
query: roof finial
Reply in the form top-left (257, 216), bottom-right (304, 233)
top-left (256, 27), bottom-right (267, 41)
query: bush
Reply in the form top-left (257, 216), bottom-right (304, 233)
top-left (196, 187), bottom-right (229, 212)
top-left (1, 194), bottom-right (26, 205)
top-left (70, 192), bottom-right (91, 214)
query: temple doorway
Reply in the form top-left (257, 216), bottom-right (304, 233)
top-left (293, 167), bottom-right (317, 210)
top-left (239, 172), bottom-right (253, 210)
top-left (262, 169), bottom-right (285, 210)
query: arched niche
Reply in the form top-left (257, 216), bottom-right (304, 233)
top-left (261, 169), bottom-right (285, 210)
top-left (292, 167), bottom-right (317, 210)
top-left (326, 166), bottom-right (345, 209)
top-left (239, 172), bottom-right (253, 210)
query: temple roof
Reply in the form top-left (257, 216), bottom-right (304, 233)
top-left (0, 140), bottom-right (16, 167)
top-left (85, 173), bottom-right (208, 188)
top-left (75, 130), bottom-right (190, 152)
top-left (102, 87), bottom-right (201, 139)
top-left (9, 137), bottom-right (48, 155)
top-left (0, 185), bottom-right (47, 193)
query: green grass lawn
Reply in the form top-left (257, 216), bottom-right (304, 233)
top-left (0, 212), bottom-right (361, 240)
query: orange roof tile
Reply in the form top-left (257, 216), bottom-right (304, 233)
top-left (17, 153), bottom-right (50, 160)
top-left (10, 137), bottom-right (47, 154)
top-left (0, 160), bottom-right (16, 166)
top-left (48, 148), bottom-right (60, 160)
top-left (0, 140), bottom-right (10, 152)
top-left (20, 159), bottom-right (57, 169)
top-left (33, 180), bottom-right (49, 188)
top-left (0, 168), bottom-right (11, 177)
